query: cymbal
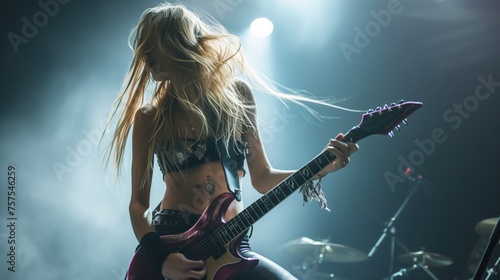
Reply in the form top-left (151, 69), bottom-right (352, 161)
top-left (281, 237), bottom-right (368, 263)
top-left (475, 217), bottom-right (499, 238)
top-left (397, 251), bottom-right (453, 267)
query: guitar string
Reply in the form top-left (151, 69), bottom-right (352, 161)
top-left (183, 208), bottom-right (254, 259)
top-left (183, 197), bottom-right (279, 259)
top-left (182, 210), bottom-right (245, 258)
top-left (183, 185), bottom-right (289, 257)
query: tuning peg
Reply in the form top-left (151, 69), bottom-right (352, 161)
top-left (367, 108), bottom-right (374, 113)
top-left (395, 125), bottom-right (401, 131)
top-left (402, 119), bottom-right (408, 125)
top-left (388, 131), bottom-right (395, 137)
top-left (390, 102), bottom-right (397, 106)
top-left (398, 99), bottom-right (405, 104)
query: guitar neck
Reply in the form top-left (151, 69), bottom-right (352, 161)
top-left (212, 148), bottom-right (339, 245)
top-left (207, 101), bottom-right (423, 247)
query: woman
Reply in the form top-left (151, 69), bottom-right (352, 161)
top-left (105, 3), bottom-right (358, 280)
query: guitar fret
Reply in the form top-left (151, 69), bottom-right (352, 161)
top-left (300, 167), bottom-right (312, 181)
top-left (256, 200), bottom-right (268, 212)
top-left (256, 201), bottom-right (268, 213)
top-left (262, 196), bottom-right (275, 209)
top-left (310, 158), bottom-right (326, 172)
top-left (316, 154), bottom-right (325, 165)
top-left (249, 210), bottom-right (259, 222)
top-left (296, 174), bottom-right (307, 184)
top-left (234, 217), bottom-right (246, 232)
top-left (251, 203), bottom-right (265, 217)
top-left (226, 222), bottom-right (238, 238)
top-left (241, 210), bottom-right (254, 225)
top-left (273, 187), bottom-right (285, 199)
top-left (322, 150), bottom-right (336, 161)
top-left (212, 232), bottom-right (224, 247)
top-left (269, 190), bottom-right (281, 205)
top-left (291, 177), bottom-right (302, 189)
top-left (291, 173), bottom-right (305, 188)
top-left (234, 219), bottom-right (245, 233)
top-left (286, 180), bottom-right (297, 193)
top-left (220, 229), bottom-right (231, 244)
top-left (216, 232), bottom-right (227, 245)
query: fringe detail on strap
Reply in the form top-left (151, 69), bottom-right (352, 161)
top-left (299, 178), bottom-right (329, 211)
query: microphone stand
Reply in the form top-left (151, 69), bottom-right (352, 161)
top-left (369, 175), bottom-right (438, 279)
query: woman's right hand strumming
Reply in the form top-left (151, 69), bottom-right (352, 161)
top-left (162, 253), bottom-right (207, 280)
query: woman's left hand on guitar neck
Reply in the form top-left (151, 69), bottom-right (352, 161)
top-left (313, 133), bottom-right (359, 180)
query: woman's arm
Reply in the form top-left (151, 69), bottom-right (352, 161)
top-left (129, 107), bottom-right (156, 242)
top-left (238, 81), bottom-right (358, 194)
top-left (130, 107), bottom-right (207, 279)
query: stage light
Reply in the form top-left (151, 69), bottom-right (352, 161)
top-left (250, 17), bottom-right (274, 38)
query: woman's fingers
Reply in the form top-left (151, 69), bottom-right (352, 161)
top-left (184, 259), bottom-right (206, 279)
top-left (163, 254), bottom-right (207, 280)
top-left (187, 266), bottom-right (207, 279)
top-left (326, 134), bottom-right (359, 168)
top-left (326, 145), bottom-right (349, 167)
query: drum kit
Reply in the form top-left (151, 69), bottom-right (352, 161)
top-left (279, 165), bottom-right (499, 279)
top-left (280, 217), bottom-right (499, 279)
top-left (280, 168), bottom-right (499, 279)
top-left (280, 236), bottom-right (453, 279)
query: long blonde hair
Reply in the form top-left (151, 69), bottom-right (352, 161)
top-left (104, 2), bottom-right (356, 188)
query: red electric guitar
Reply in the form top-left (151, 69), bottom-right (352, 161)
top-left (127, 100), bottom-right (423, 280)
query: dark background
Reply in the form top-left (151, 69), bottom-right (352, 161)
top-left (1, 0), bottom-right (499, 279)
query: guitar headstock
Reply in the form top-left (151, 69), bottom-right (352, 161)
top-left (345, 100), bottom-right (423, 143)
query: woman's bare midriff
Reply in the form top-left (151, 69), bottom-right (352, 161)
top-left (160, 161), bottom-right (244, 220)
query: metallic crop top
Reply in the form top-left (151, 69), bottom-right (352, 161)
top-left (155, 138), bottom-right (248, 176)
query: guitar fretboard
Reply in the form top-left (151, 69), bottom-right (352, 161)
top-left (212, 149), bottom-right (338, 246)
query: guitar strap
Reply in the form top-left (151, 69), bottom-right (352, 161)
top-left (153, 137), bottom-right (241, 213)
top-left (216, 137), bottom-right (242, 201)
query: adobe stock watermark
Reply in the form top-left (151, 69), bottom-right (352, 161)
top-left (384, 74), bottom-right (500, 191)
top-left (6, 0), bottom-right (71, 55)
top-left (51, 118), bottom-right (110, 182)
top-left (258, 106), bottom-right (298, 146)
top-left (339, 0), bottom-right (411, 63)
top-left (212, 0), bottom-right (243, 21)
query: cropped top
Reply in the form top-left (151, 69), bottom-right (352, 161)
top-left (155, 138), bottom-right (248, 176)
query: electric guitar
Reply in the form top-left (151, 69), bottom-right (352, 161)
top-left (127, 100), bottom-right (423, 280)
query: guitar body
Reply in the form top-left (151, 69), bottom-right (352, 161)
top-left (127, 193), bottom-right (258, 280)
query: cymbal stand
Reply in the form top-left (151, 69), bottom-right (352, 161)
top-left (369, 175), bottom-right (438, 279)
top-left (484, 255), bottom-right (499, 280)
top-left (474, 214), bottom-right (500, 280)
